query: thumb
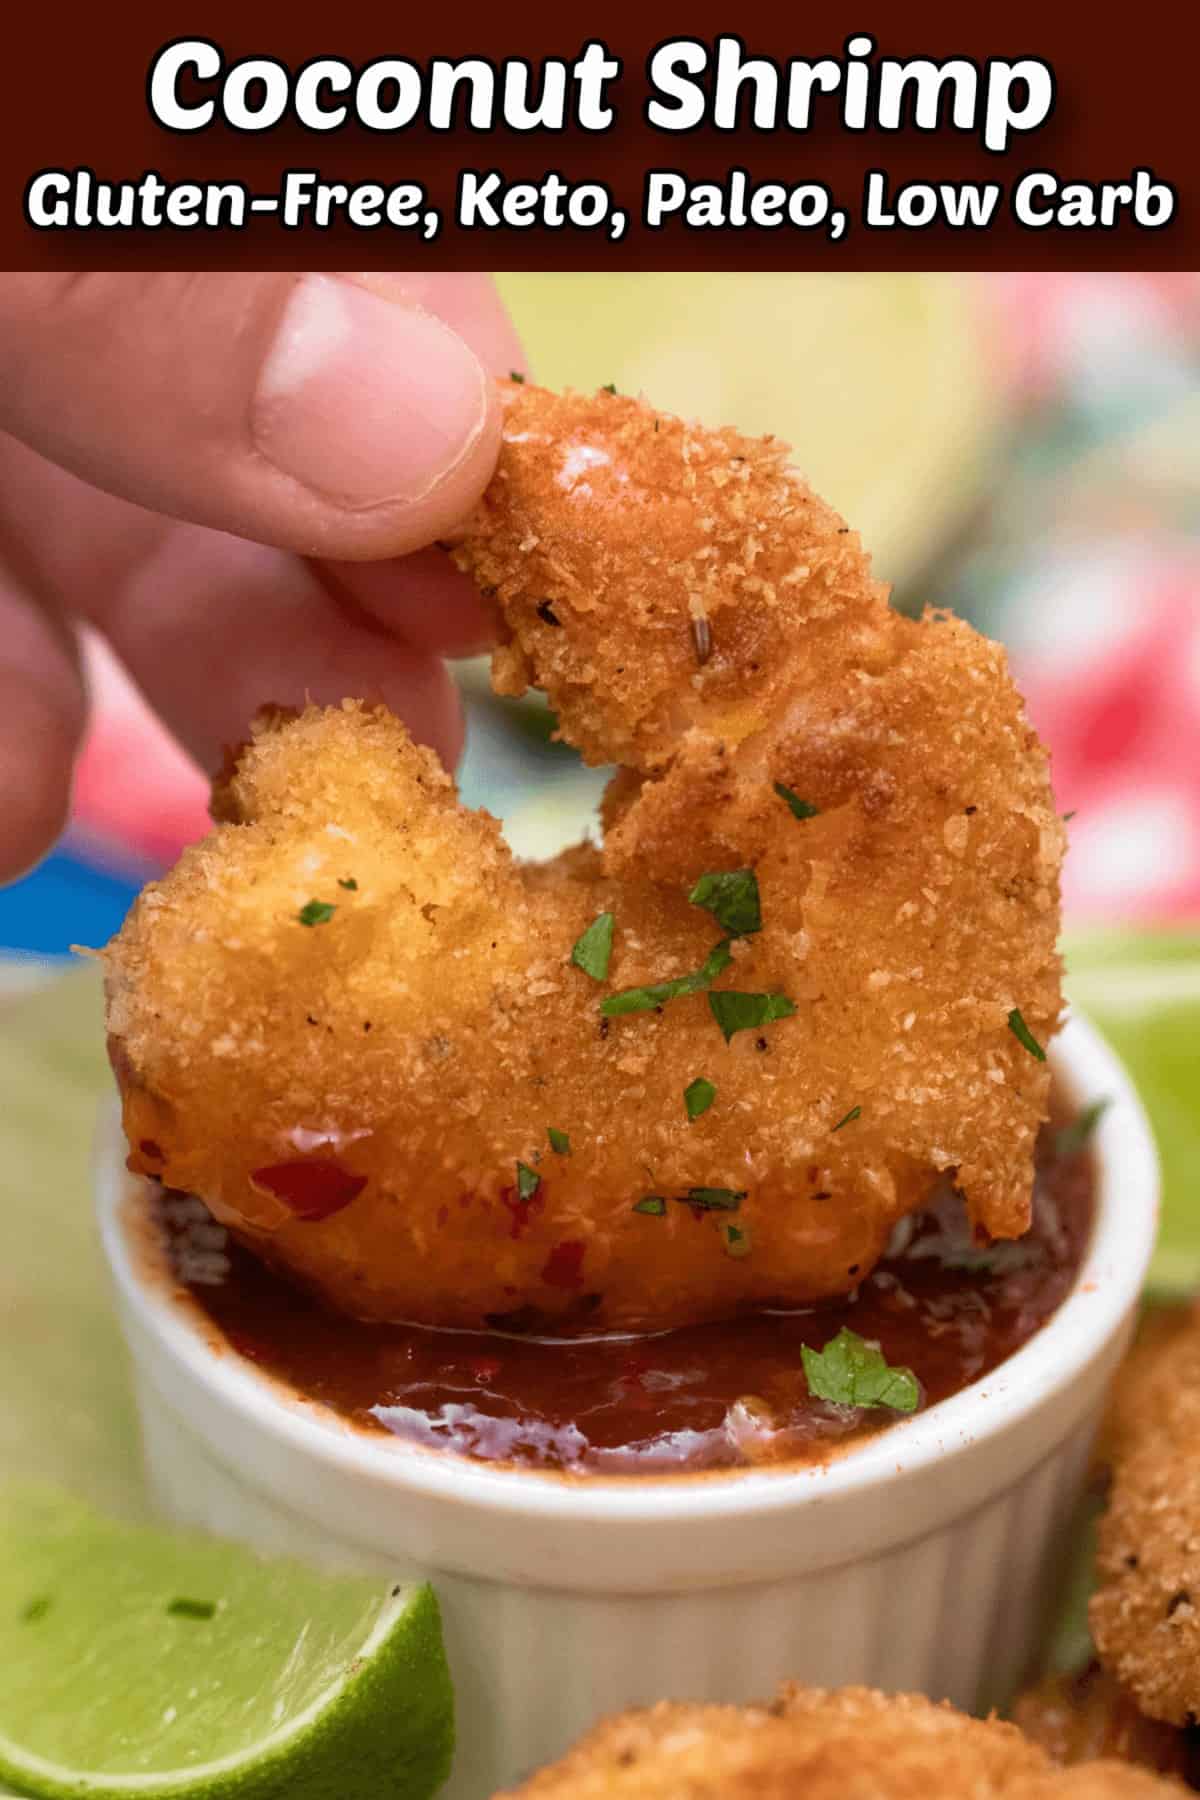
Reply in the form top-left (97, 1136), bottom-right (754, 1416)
top-left (0, 273), bottom-right (503, 560)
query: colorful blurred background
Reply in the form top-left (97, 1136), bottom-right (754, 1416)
top-left (2, 272), bottom-right (1195, 1704)
top-left (3, 268), bottom-right (1200, 1527)
top-left (4, 270), bottom-right (1199, 953)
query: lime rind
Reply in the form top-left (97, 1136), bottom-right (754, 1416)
top-left (0, 1486), bottom-right (453, 1800)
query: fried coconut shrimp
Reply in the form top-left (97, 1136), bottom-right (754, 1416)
top-left (497, 1684), bottom-right (1183, 1798)
top-left (104, 382), bottom-right (1063, 1331)
top-left (1091, 1303), bottom-right (1200, 1728)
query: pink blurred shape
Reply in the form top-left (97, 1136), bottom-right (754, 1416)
top-left (71, 632), bottom-right (211, 870)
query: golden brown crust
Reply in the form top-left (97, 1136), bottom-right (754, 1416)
top-left (103, 381), bottom-right (1062, 1329)
top-left (498, 1684), bottom-right (1184, 1797)
top-left (453, 384), bottom-right (889, 775)
top-left (1092, 1305), bottom-right (1200, 1728)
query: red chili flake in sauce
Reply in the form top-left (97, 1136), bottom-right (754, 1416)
top-left (500, 1187), bottom-right (544, 1240)
top-left (250, 1161), bottom-right (366, 1222)
top-left (541, 1240), bottom-right (586, 1289)
top-left (139, 1139), bottom-right (165, 1161)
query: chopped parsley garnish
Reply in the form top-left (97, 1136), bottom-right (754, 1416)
top-left (21, 1595), bottom-right (51, 1623)
top-left (296, 900), bottom-right (335, 927)
top-left (571, 912), bottom-right (614, 981)
top-left (601, 382), bottom-right (618, 395)
top-left (1056, 1097), bottom-right (1110, 1160)
top-left (720, 1221), bottom-right (752, 1258)
top-left (684, 1077), bottom-right (717, 1120)
top-left (1062, 810), bottom-right (1076, 822)
top-left (683, 1187), bottom-right (745, 1212)
top-left (708, 990), bottom-right (796, 1042)
top-left (602, 939), bottom-right (733, 1017)
top-left (516, 1161), bottom-right (541, 1202)
top-left (688, 869), bottom-right (761, 937)
top-left (166, 1597), bottom-right (216, 1620)
top-left (1007, 1007), bottom-right (1046, 1062)
top-left (633, 1195), bottom-right (666, 1216)
top-left (548, 1127), bottom-right (571, 1155)
top-left (337, 877), bottom-right (358, 891)
top-left (774, 783), bottom-right (819, 821)
top-left (510, 370), bottom-right (526, 383)
top-left (831, 1105), bottom-right (862, 1133)
top-left (802, 1328), bottom-right (920, 1414)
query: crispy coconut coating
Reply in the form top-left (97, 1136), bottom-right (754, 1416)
top-left (1092, 1303), bottom-right (1200, 1728)
top-left (104, 382), bottom-right (1062, 1330)
top-left (497, 1684), bottom-right (1183, 1798)
top-left (454, 385), bottom-right (891, 775)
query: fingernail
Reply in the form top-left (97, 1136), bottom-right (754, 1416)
top-left (253, 275), bottom-right (489, 509)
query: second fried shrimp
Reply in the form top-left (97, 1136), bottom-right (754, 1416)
top-left (1091, 1304), bottom-right (1200, 1728)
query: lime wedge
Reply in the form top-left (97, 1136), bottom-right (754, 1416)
top-left (0, 966), bottom-right (145, 1519)
top-left (1065, 928), bottom-right (1200, 1298)
top-left (0, 1485), bottom-right (453, 1800)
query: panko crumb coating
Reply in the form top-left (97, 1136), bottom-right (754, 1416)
top-left (104, 382), bottom-right (1063, 1331)
top-left (1092, 1303), bottom-right (1200, 1728)
top-left (497, 1684), bottom-right (1184, 1798)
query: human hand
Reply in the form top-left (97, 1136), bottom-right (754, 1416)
top-left (0, 272), bottom-right (525, 881)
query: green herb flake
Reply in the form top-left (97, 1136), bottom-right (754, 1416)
top-left (296, 900), bottom-right (335, 927)
top-left (571, 912), bottom-right (615, 982)
top-left (1062, 810), bottom-right (1077, 822)
top-left (683, 1187), bottom-right (745, 1212)
top-left (721, 1221), bottom-right (752, 1259)
top-left (633, 1195), bottom-right (667, 1216)
top-left (831, 1105), bottom-right (862, 1133)
top-left (548, 1127), bottom-right (571, 1156)
top-left (802, 1328), bottom-right (920, 1414)
top-left (684, 1077), bottom-right (717, 1121)
top-left (516, 1161), bottom-right (541, 1203)
top-left (601, 382), bottom-right (618, 395)
top-left (688, 869), bottom-right (761, 936)
top-left (166, 1597), bottom-right (216, 1620)
top-left (1056, 1097), bottom-right (1110, 1160)
top-left (1007, 1007), bottom-right (1047, 1062)
top-left (21, 1595), bottom-right (52, 1623)
top-left (510, 370), bottom-right (526, 383)
top-left (602, 939), bottom-right (733, 1017)
top-left (708, 990), bottom-right (796, 1043)
top-left (774, 783), bottom-right (819, 821)
top-left (337, 877), bottom-right (358, 891)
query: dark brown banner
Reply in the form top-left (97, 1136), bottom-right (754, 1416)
top-left (4, 1), bottom-right (1197, 268)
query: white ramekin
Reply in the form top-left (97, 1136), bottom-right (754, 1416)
top-left (95, 1011), bottom-right (1157, 1800)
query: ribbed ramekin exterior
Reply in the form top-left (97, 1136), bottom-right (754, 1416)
top-left (131, 1357), bottom-right (1099, 1800)
top-left (100, 1013), bottom-right (1158, 1799)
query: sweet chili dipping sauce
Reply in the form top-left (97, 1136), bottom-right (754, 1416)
top-left (152, 1100), bottom-right (1096, 1477)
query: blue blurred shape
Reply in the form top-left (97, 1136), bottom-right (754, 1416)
top-left (0, 845), bottom-right (145, 961)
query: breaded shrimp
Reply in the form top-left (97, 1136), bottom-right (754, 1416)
top-left (103, 382), bottom-right (1063, 1330)
top-left (496, 1684), bottom-right (1184, 1797)
top-left (1091, 1304), bottom-right (1200, 1728)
